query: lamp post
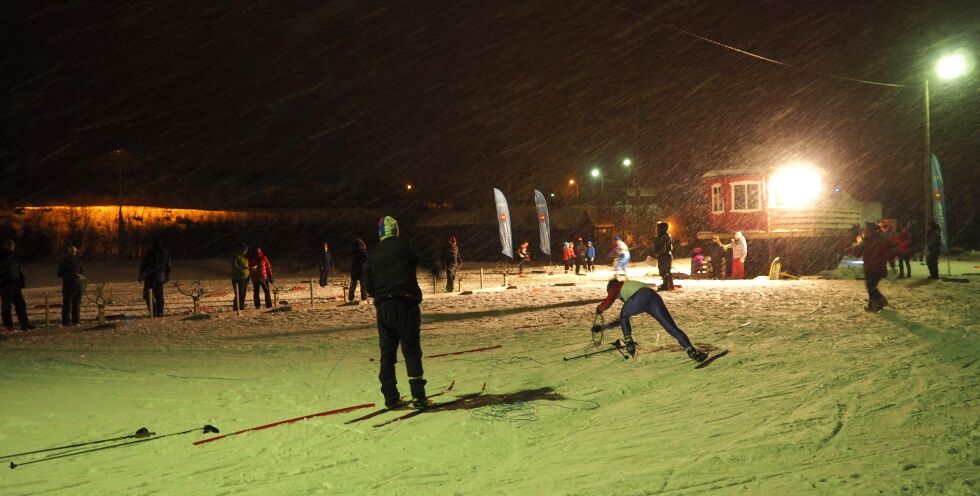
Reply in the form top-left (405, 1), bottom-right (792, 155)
top-left (590, 167), bottom-right (603, 193)
top-left (568, 178), bottom-right (579, 198)
top-left (923, 53), bottom-right (968, 259)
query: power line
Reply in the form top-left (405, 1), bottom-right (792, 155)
top-left (607, 2), bottom-right (906, 88)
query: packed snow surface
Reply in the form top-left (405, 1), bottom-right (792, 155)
top-left (1, 259), bottom-right (977, 495)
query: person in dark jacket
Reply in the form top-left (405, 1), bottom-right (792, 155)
top-left (230, 242), bottom-right (250, 311)
top-left (574, 237), bottom-right (587, 275)
top-left (852, 222), bottom-right (895, 312)
top-left (363, 216), bottom-right (436, 409)
top-left (0, 239), bottom-right (34, 331)
top-left (516, 241), bottom-right (531, 275)
top-left (57, 245), bottom-right (85, 326)
top-left (653, 222), bottom-right (674, 290)
top-left (249, 247), bottom-right (273, 308)
top-left (138, 238), bottom-right (171, 317)
top-left (894, 225), bottom-right (913, 278)
top-left (318, 242), bottom-right (334, 287)
top-left (442, 236), bottom-right (462, 292)
top-left (926, 221), bottom-right (941, 279)
top-left (349, 238), bottom-right (368, 303)
top-left (706, 236), bottom-right (726, 279)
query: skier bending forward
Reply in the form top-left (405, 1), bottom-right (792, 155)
top-left (594, 279), bottom-right (708, 362)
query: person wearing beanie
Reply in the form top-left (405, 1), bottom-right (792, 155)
top-left (594, 278), bottom-right (707, 361)
top-left (574, 236), bottom-right (587, 275)
top-left (852, 222), bottom-right (895, 312)
top-left (0, 238), bottom-right (35, 331)
top-left (57, 245), bottom-right (85, 326)
top-left (318, 242), bottom-right (334, 287)
top-left (249, 247), bottom-right (273, 308)
top-left (722, 232), bottom-right (748, 279)
top-left (653, 222), bottom-right (674, 290)
top-left (586, 241), bottom-right (596, 272)
top-left (363, 216), bottom-right (438, 409)
top-left (230, 242), bottom-right (250, 311)
top-left (691, 247), bottom-right (705, 275)
top-left (348, 238), bottom-right (368, 303)
top-left (138, 238), bottom-right (171, 317)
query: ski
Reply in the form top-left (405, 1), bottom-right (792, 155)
top-left (694, 350), bottom-right (729, 369)
top-left (426, 345), bottom-right (501, 359)
top-left (193, 403), bottom-right (373, 446)
top-left (344, 381), bottom-right (456, 424)
top-left (372, 383), bottom-right (486, 428)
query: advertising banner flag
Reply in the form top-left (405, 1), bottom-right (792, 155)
top-left (534, 190), bottom-right (551, 255)
top-left (493, 188), bottom-right (514, 258)
top-left (930, 154), bottom-right (949, 252)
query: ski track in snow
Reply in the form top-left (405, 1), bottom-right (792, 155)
top-left (1, 261), bottom-right (978, 495)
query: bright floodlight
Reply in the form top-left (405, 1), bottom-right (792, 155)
top-left (590, 168), bottom-right (600, 178)
top-left (405, 184), bottom-right (413, 191)
top-left (622, 158), bottom-right (631, 167)
top-left (769, 165), bottom-right (821, 208)
top-left (936, 53), bottom-right (968, 79)
top-left (568, 179), bottom-right (576, 185)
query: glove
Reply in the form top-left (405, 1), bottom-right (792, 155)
top-left (595, 306), bottom-right (603, 315)
top-left (268, 277), bottom-right (275, 285)
top-left (591, 324), bottom-right (603, 334)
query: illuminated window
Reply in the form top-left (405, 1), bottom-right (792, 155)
top-left (711, 184), bottom-right (724, 213)
top-left (732, 182), bottom-right (761, 211)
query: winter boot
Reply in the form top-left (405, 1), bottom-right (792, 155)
top-left (623, 336), bottom-right (636, 357)
top-left (409, 377), bottom-right (428, 410)
top-left (686, 346), bottom-right (708, 362)
top-left (381, 383), bottom-right (401, 409)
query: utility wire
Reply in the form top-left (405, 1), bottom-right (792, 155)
top-left (607, 2), bottom-right (906, 88)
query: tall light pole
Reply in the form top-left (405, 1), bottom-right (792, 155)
top-left (568, 178), bottom-right (579, 198)
top-left (590, 167), bottom-right (603, 193)
top-left (924, 52), bottom-right (968, 257)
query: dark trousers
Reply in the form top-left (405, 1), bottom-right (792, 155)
top-left (926, 251), bottom-right (940, 278)
top-left (143, 280), bottom-right (165, 316)
top-left (232, 279), bottom-right (248, 311)
top-left (349, 273), bottom-right (366, 301)
top-left (253, 279), bottom-right (271, 308)
top-left (575, 256), bottom-right (584, 274)
top-left (1, 285), bottom-right (30, 329)
top-left (375, 299), bottom-right (424, 397)
top-left (865, 271), bottom-right (885, 304)
top-left (564, 259), bottom-right (572, 272)
top-left (658, 254), bottom-right (674, 289)
top-left (711, 257), bottom-right (725, 279)
top-left (62, 281), bottom-right (82, 325)
top-left (445, 267), bottom-right (457, 292)
top-left (898, 254), bottom-right (912, 278)
top-left (617, 287), bottom-right (692, 349)
top-left (586, 257), bottom-right (595, 271)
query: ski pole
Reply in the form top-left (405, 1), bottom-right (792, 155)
top-left (563, 339), bottom-right (627, 361)
top-left (9, 425), bottom-right (218, 469)
top-left (1, 427), bottom-right (152, 461)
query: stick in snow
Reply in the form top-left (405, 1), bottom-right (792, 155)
top-left (193, 404), bottom-right (373, 445)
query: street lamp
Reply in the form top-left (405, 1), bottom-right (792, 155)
top-left (622, 158), bottom-right (631, 167)
top-left (590, 167), bottom-right (603, 193)
top-left (923, 51), bottom-right (969, 257)
top-left (568, 178), bottom-right (579, 198)
top-left (406, 184), bottom-right (413, 191)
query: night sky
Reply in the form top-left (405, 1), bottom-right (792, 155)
top-left (3, 1), bottom-right (978, 243)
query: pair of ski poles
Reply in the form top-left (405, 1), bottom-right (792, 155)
top-left (3, 424), bottom-right (219, 469)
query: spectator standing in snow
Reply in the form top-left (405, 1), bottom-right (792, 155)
top-left (594, 278), bottom-right (708, 362)
top-left (349, 238), bottom-right (368, 302)
top-left (586, 241), bottom-right (596, 272)
top-left (926, 221), bottom-right (941, 279)
top-left (852, 222), bottom-right (895, 312)
top-left (894, 225), bottom-right (912, 279)
top-left (574, 237), bottom-right (587, 275)
top-left (318, 242), bottom-right (334, 287)
top-left (230, 242), bottom-right (250, 311)
top-left (707, 236), bottom-right (726, 279)
top-left (0, 239), bottom-right (35, 331)
top-left (608, 235), bottom-right (630, 277)
top-left (138, 238), bottom-right (171, 317)
top-left (363, 215), bottom-right (434, 410)
top-left (725, 231), bottom-right (747, 279)
top-left (653, 222), bottom-right (674, 290)
top-left (57, 245), bottom-right (84, 326)
top-left (442, 236), bottom-right (462, 292)
top-left (516, 241), bottom-right (531, 275)
top-left (249, 247), bottom-right (273, 308)
top-left (562, 241), bottom-right (574, 274)
top-left (691, 247), bottom-right (705, 276)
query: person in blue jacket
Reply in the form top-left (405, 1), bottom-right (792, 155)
top-left (586, 241), bottom-right (596, 272)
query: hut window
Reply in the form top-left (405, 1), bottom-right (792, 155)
top-left (711, 184), bottom-right (724, 213)
top-left (732, 182), bottom-right (761, 211)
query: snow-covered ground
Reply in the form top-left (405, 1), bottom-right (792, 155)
top-left (1, 257), bottom-right (977, 495)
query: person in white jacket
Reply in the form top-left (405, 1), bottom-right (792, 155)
top-left (724, 231), bottom-right (748, 279)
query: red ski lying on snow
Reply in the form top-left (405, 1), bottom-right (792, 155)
top-left (193, 404), bottom-right (373, 445)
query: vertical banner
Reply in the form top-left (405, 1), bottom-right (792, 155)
top-left (930, 154), bottom-right (949, 252)
top-left (493, 188), bottom-right (514, 258)
top-left (533, 189), bottom-right (552, 256)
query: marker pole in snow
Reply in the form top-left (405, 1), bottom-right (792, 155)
top-left (44, 294), bottom-right (49, 330)
top-left (1, 427), bottom-right (153, 461)
top-left (9, 426), bottom-right (219, 469)
top-left (309, 278), bottom-right (315, 307)
top-left (480, 268), bottom-right (484, 289)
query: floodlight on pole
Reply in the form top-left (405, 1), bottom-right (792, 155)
top-left (590, 167), bottom-right (604, 193)
top-left (936, 53), bottom-right (969, 80)
top-left (622, 158), bottom-right (631, 167)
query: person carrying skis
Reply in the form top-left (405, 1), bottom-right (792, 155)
top-left (894, 225), bottom-right (912, 279)
top-left (0, 238), bottom-right (35, 331)
top-left (607, 235), bottom-right (630, 276)
top-left (318, 242), bottom-right (334, 287)
top-left (138, 238), bottom-right (171, 317)
top-left (653, 222), bottom-right (674, 290)
top-left (851, 222), bottom-right (895, 312)
top-left (441, 236), bottom-right (462, 292)
top-left (57, 245), bottom-right (85, 326)
top-left (593, 278), bottom-right (707, 362)
top-left (363, 216), bottom-right (435, 409)
top-left (586, 241), bottom-right (596, 272)
top-left (249, 247), bottom-right (273, 308)
top-left (230, 242), bottom-right (250, 311)
top-left (349, 238), bottom-right (368, 303)
top-left (516, 241), bottom-right (531, 275)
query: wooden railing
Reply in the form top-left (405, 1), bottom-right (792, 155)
top-left (769, 207), bottom-right (860, 232)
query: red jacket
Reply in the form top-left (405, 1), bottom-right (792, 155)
top-left (894, 230), bottom-right (912, 255)
top-left (562, 245), bottom-right (574, 261)
top-left (249, 250), bottom-right (273, 281)
top-left (853, 232), bottom-right (894, 275)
